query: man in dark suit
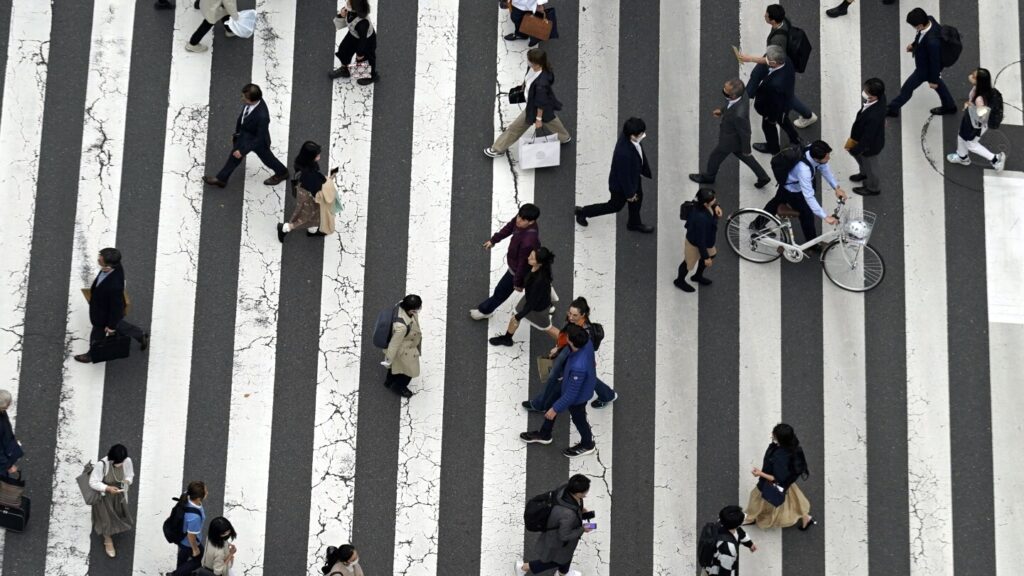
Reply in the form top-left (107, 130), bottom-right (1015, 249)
top-left (848, 78), bottom-right (887, 196)
top-left (751, 46), bottom-right (800, 155)
top-left (886, 8), bottom-right (956, 118)
top-left (575, 117), bottom-right (654, 233)
top-left (690, 78), bottom-right (771, 188)
top-left (74, 248), bottom-right (149, 363)
top-left (203, 83), bottom-right (290, 188)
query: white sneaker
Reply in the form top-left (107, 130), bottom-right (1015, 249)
top-left (946, 152), bottom-right (971, 166)
top-left (512, 561), bottom-right (528, 576)
top-left (469, 309), bottom-right (491, 320)
top-left (185, 42), bottom-right (208, 53)
top-left (993, 152), bottom-right (1007, 172)
top-left (793, 112), bottom-right (818, 129)
top-left (484, 147), bottom-right (504, 158)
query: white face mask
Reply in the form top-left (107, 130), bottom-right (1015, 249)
top-left (633, 133), bottom-right (646, 143)
top-left (348, 560), bottom-right (360, 567)
top-left (861, 91), bottom-right (871, 102)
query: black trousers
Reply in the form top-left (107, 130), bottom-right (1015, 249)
top-left (188, 16), bottom-right (228, 46)
top-left (706, 146), bottom-right (770, 180)
top-left (763, 187), bottom-right (817, 243)
top-left (579, 189), bottom-right (643, 227)
top-left (216, 145), bottom-right (288, 183)
top-left (761, 112), bottom-right (800, 153)
top-left (173, 544), bottom-right (203, 576)
top-left (336, 33), bottom-right (377, 73)
top-left (89, 319), bottom-right (145, 346)
top-left (385, 370), bottom-right (412, 393)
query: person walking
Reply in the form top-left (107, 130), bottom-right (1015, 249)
top-left (675, 188), bottom-right (721, 293)
top-left (484, 49), bottom-right (572, 158)
top-left (524, 297), bottom-right (617, 412)
top-left (383, 294), bottom-right (423, 399)
top-left (90, 444), bottom-right (135, 558)
top-left (321, 544), bottom-right (364, 576)
top-left (514, 474), bottom-right (592, 576)
top-left (470, 203), bottom-right (541, 320)
top-left (200, 516), bottom-right (237, 576)
top-left (847, 78), bottom-right (888, 196)
top-left (73, 248), bottom-right (150, 363)
top-left (0, 391), bottom-right (23, 480)
top-left (707, 505), bottom-right (757, 576)
top-left (743, 423), bottom-right (816, 530)
top-left (826, 0), bottom-right (896, 18)
top-left (170, 480), bottom-right (208, 576)
top-left (886, 8), bottom-right (957, 118)
top-left (520, 325), bottom-right (597, 458)
top-left (761, 140), bottom-right (848, 245)
top-left (277, 141), bottom-right (338, 241)
top-left (575, 117), bottom-right (655, 233)
top-left (689, 78), bottom-right (771, 188)
top-left (203, 84), bottom-right (290, 189)
top-left (185, 0), bottom-right (239, 53)
top-left (329, 0), bottom-right (379, 86)
top-left (489, 247), bottom-right (555, 347)
top-left (505, 0), bottom-right (548, 45)
top-left (946, 67), bottom-right (1008, 171)
top-left (749, 45), bottom-right (801, 155)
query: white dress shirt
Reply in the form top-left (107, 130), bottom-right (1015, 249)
top-left (512, 0), bottom-right (547, 11)
top-left (783, 151), bottom-right (838, 219)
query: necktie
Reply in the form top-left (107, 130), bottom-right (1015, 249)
top-left (241, 105), bottom-right (251, 124)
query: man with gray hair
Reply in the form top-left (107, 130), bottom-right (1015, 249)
top-left (750, 45), bottom-right (800, 155)
top-left (690, 78), bottom-right (771, 187)
top-left (0, 390), bottom-right (23, 479)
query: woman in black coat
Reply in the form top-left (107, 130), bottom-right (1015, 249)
top-left (675, 188), bottom-right (721, 293)
top-left (489, 247), bottom-right (555, 346)
top-left (744, 423), bottom-right (816, 530)
top-left (485, 49), bottom-right (572, 157)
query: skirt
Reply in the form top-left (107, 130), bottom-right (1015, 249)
top-left (744, 482), bottom-right (811, 529)
top-left (515, 296), bottom-right (553, 330)
top-left (288, 188), bottom-right (320, 229)
top-left (92, 491), bottom-right (133, 536)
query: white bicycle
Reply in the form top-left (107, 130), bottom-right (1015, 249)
top-left (724, 199), bottom-right (886, 292)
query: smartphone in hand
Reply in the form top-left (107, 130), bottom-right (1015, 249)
top-left (330, 167), bottom-right (340, 176)
top-left (584, 523), bottom-right (597, 531)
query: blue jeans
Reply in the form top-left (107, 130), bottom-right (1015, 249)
top-left (746, 62), bottom-right (812, 118)
top-left (530, 347), bottom-right (616, 411)
top-left (888, 67), bottom-right (955, 111)
top-left (477, 269), bottom-right (515, 315)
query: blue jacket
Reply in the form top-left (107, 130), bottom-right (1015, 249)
top-left (607, 135), bottom-right (652, 199)
top-left (913, 17), bottom-right (944, 84)
top-left (552, 341), bottom-right (597, 413)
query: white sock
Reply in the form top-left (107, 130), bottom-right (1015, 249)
top-left (282, 223), bottom-right (292, 233)
top-left (307, 226), bottom-right (319, 233)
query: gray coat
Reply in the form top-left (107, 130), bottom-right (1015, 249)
top-left (534, 487), bottom-right (585, 565)
top-left (716, 95), bottom-right (754, 155)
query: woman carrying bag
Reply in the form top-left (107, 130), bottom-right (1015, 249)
top-left (329, 0), bottom-right (379, 85)
top-left (485, 49), bottom-right (572, 158)
top-left (489, 247), bottom-right (555, 346)
top-left (945, 68), bottom-right (1007, 171)
top-left (383, 294), bottom-right (423, 399)
top-left (674, 188), bottom-right (721, 293)
top-left (199, 516), bottom-right (238, 576)
top-left (276, 141), bottom-right (337, 242)
top-left (743, 423), bottom-right (816, 531)
top-left (90, 444), bottom-right (134, 558)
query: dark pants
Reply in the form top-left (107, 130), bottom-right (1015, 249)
top-left (761, 113), bottom-right (800, 153)
top-left (89, 319), bottom-right (145, 346)
top-left (531, 347), bottom-right (615, 411)
top-left (538, 402), bottom-right (594, 447)
top-left (746, 62), bottom-right (812, 118)
top-left (174, 544), bottom-right (203, 576)
top-left (215, 145), bottom-right (288, 183)
top-left (385, 370), bottom-right (412, 393)
top-left (188, 16), bottom-right (228, 46)
top-left (336, 33), bottom-right (377, 73)
top-left (477, 269), bottom-right (516, 315)
top-left (706, 146), bottom-right (770, 180)
top-left (888, 67), bottom-right (955, 112)
top-left (763, 187), bottom-right (817, 243)
top-left (579, 189), bottom-right (643, 227)
top-left (528, 560), bottom-right (572, 574)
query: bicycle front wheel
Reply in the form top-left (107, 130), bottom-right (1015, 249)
top-left (821, 240), bottom-right (885, 292)
top-left (726, 208), bottom-right (788, 263)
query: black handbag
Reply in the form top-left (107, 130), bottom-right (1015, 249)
top-left (758, 479), bottom-right (786, 507)
top-left (507, 84), bottom-right (526, 104)
top-left (89, 333), bottom-right (131, 363)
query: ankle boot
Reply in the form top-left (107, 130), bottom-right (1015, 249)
top-left (692, 261), bottom-right (713, 286)
top-left (826, 0), bottom-right (850, 17)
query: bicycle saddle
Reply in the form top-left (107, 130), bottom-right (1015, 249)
top-left (776, 203), bottom-right (800, 218)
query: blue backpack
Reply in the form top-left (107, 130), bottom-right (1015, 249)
top-left (371, 304), bottom-right (405, 349)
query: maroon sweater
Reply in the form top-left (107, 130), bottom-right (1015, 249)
top-left (490, 219), bottom-right (540, 289)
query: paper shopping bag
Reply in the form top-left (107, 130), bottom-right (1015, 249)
top-left (518, 134), bottom-right (561, 170)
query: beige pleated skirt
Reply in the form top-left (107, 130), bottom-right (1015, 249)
top-left (744, 482), bottom-right (811, 529)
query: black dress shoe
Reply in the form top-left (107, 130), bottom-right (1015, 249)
top-left (503, 33), bottom-right (528, 41)
top-left (574, 206), bottom-right (588, 227)
top-left (357, 73), bottom-right (379, 86)
top-left (673, 278), bottom-right (695, 293)
top-left (203, 175), bottom-right (226, 188)
top-left (276, 223), bottom-right (287, 243)
top-left (329, 66), bottom-right (351, 79)
top-left (881, 0), bottom-right (895, 3)
top-left (489, 333), bottom-right (514, 346)
top-left (852, 186), bottom-right (880, 196)
top-left (74, 353), bottom-right (92, 363)
top-left (264, 172), bottom-right (289, 186)
top-left (688, 173), bottom-right (714, 184)
top-left (154, 0), bottom-right (175, 9)
top-left (752, 143), bottom-right (776, 154)
top-left (306, 229), bottom-right (326, 237)
top-left (521, 401), bottom-right (543, 413)
top-left (691, 275), bottom-right (712, 286)
top-left (825, 0), bottom-right (850, 17)
top-left (886, 108), bottom-right (899, 118)
top-left (849, 173), bottom-right (867, 182)
top-left (754, 177), bottom-right (772, 189)
top-left (398, 388), bottom-right (414, 399)
top-left (140, 333), bottom-right (150, 352)
top-left (627, 224), bottom-right (655, 234)
top-left (930, 106), bottom-right (957, 116)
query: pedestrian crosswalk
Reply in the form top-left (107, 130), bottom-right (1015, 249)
top-left (1, 0), bottom-right (1023, 575)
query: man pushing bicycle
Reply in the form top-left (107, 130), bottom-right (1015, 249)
top-left (763, 140), bottom-right (848, 249)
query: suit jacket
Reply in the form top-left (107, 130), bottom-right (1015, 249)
top-left (607, 135), bottom-right (652, 198)
top-left (233, 100), bottom-right (273, 155)
top-left (89, 266), bottom-right (126, 330)
top-left (753, 60), bottom-right (795, 119)
top-left (912, 17), bottom-right (944, 84)
top-left (717, 95), bottom-right (754, 154)
top-left (524, 70), bottom-right (562, 125)
top-left (849, 97), bottom-right (887, 157)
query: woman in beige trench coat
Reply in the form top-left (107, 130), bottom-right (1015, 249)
top-left (383, 294), bottom-right (422, 399)
top-left (187, 0), bottom-right (241, 53)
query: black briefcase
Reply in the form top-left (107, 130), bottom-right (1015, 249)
top-left (90, 334), bottom-right (131, 363)
top-left (0, 496), bottom-right (30, 532)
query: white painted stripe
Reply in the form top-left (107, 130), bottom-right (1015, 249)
top-left (899, 2), bottom-right (954, 574)
top-left (569, 0), bottom-right (618, 573)
top-left (983, 171), bottom-right (1024, 573)
top-left (478, 7), bottom-right (535, 573)
top-left (737, 0), bottom-right (781, 572)
top-left (221, 2), bottom-right (294, 574)
top-left (305, 0), bottom-right (376, 571)
top-left (391, 1), bottom-right (458, 573)
top-left (652, 0), bottom-right (700, 573)
top-left (978, 0), bottom-right (1022, 126)
top-left (818, 5), bottom-right (869, 573)
top-left (43, 1), bottom-right (135, 573)
top-left (131, 5), bottom-right (214, 574)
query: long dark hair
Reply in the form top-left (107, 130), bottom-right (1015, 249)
top-left (773, 423), bottom-right (810, 479)
top-left (322, 545), bottom-right (356, 574)
top-left (974, 68), bottom-right (993, 103)
top-left (530, 246), bottom-right (555, 284)
top-left (349, 0), bottom-right (370, 17)
top-left (527, 48), bottom-right (552, 73)
top-left (207, 517), bottom-right (237, 548)
top-left (294, 140), bottom-right (321, 172)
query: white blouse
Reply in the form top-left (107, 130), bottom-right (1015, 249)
top-left (88, 457), bottom-right (134, 494)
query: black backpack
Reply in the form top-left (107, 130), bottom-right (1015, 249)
top-left (987, 88), bottom-right (1004, 129)
top-left (588, 322), bottom-right (605, 351)
top-left (770, 145), bottom-right (812, 188)
top-left (371, 303), bottom-right (406, 349)
top-left (524, 489), bottom-right (559, 532)
top-left (697, 521), bottom-right (721, 568)
top-left (770, 21), bottom-right (813, 73)
top-left (680, 193), bottom-right (699, 221)
top-left (938, 24), bottom-right (962, 68)
top-left (161, 494), bottom-right (200, 544)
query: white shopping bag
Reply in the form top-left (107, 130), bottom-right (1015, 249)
top-left (226, 10), bottom-right (257, 39)
top-left (350, 61), bottom-right (372, 79)
top-left (518, 133), bottom-right (561, 170)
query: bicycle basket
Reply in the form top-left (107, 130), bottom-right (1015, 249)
top-left (840, 208), bottom-right (877, 245)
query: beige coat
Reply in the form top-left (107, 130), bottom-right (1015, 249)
top-left (325, 560), bottom-right (365, 576)
top-left (200, 0), bottom-right (240, 24)
top-left (314, 178), bottom-right (338, 235)
top-left (385, 308), bottom-right (421, 378)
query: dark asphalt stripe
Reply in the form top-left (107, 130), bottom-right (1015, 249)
top-left (695, 0), bottom-right (741, 540)
top-left (2, 0), bottom-right (96, 574)
top-left (0, 0), bottom-right (12, 121)
top-left (860, 1), bottom-right (910, 572)
top-left (938, 2), bottom-right (997, 573)
top-left (780, 3), bottom-right (824, 574)
top-left (181, 0), bottom-right (257, 525)
top-left (433, 2), bottom-right (497, 573)
top-left (349, 0), bottom-right (418, 571)
top-left (86, 3), bottom-right (177, 573)
top-left (261, 2), bottom-right (336, 574)
top-left (609, 0), bottom-right (658, 573)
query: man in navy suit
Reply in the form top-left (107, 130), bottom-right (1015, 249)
top-left (204, 83), bottom-right (290, 188)
top-left (575, 117), bottom-right (655, 233)
top-left (848, 78), bottom-right (888, 195)
top-left (886, 8), bottom-right (957, 118)
top-left (751, 45), bottom-right (800, 155)
top-left (74, 248), bottom-right (149, 363)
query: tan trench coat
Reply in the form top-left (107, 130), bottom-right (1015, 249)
top-left (200, 0), bottom-right (240, 24)
top-left (314, 178), bottom-right (338, 235)
top-left (385, 308), bottom-right (421, 378)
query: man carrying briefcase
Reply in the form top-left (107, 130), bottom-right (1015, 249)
top-left (74, 248), bottom-right (150, 364)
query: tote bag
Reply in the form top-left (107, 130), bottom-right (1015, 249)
top-left (518, 133), bottom-right (561, 170)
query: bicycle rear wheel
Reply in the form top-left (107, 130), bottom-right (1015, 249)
top-left (821, 240), bottom-right (885, 292)
top-left (726, 209), bottom-right (788, 263)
